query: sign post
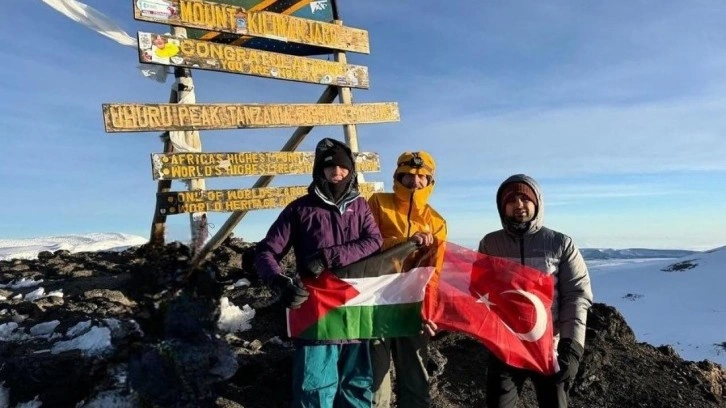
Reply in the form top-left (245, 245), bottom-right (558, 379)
top-left (134, 0), bottom-right (370, 54)
top-left (136, 32), bottom-right (370, 87)
top-left (151, 151), bottom-right (380, 180)
top-left (157, 182), bottom-right (383, 215)
top-left (102, 102), bottom-right (399, 132)
top-left (102, 0), bottom-right (400, 270)
top-left (168, 26), bottom-right (208, 254)
top-left (149, 87), bottom-right (178, 245)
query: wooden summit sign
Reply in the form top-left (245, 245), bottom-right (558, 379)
top-left (134, 0), bottom-right (370, 54)
top-left (102, 102), bottom-right (400, 132)
top-left (137, 32), bottom-right (369, 88)
top-left (157, 182), bottom-right (384, 214)
top-left (151, 151), bottom-right (380, 180)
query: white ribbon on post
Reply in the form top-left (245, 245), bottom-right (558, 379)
top-left (41, 0), bottom-right (168, 82)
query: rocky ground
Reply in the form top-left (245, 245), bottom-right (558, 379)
top-left (1, 238), bottom-right (725, 408)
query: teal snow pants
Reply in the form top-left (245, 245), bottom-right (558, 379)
top-left (292, 342), bottom-right (373, 408)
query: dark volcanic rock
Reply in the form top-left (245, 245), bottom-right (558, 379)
top-left (1, 239), bottom-right (724, 408)
top-left (3, 349), bottom-right (104, 406)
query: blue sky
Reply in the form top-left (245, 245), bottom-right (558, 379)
top-left (1, 0), bottom-right (724, 250)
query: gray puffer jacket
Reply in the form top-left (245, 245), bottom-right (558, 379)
top-left (478, 174), bottom-right (593, 349)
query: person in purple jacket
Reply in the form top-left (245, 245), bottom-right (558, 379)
top-left (255, 137), bottom-right (383, 408)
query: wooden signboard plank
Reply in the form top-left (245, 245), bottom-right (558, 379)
top-left (102, 102), bottom-right (400, 132)
top-left (151, 151), bottom-right (380, 180)
top-left (185, 0), bottom-right (338, 56)
top-left (156, 181), bottom-right (384, 214)
top-left (134, 0), bottom-right (370, 54)
top-left (137, 32), bottom-right (369, 88)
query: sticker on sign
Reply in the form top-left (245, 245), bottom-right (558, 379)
top-left (137, 0), bottom-right (178, 20)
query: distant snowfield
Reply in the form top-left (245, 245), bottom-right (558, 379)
top-left (586, 258), bottom-right (677, 271)
top-left (0, 234), bottom-right (724, 367)
top-left (589, 248), bottom-right (726, 366)
top-left (0, 233), bottom-right (147, 261)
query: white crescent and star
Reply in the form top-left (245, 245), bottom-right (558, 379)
top-left (473, 290), bottom-right (547, 342)
top-left (475, 291), bottom-right (495, 307)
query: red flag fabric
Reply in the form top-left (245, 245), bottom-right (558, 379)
top-left (424, 242), bottom-right (557, 374)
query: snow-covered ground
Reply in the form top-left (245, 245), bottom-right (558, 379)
top-left (0, 233), bottom-right (148, 261)
top-left (588, 247), bottom-right (726, 366)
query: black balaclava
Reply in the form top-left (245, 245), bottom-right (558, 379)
top-left (312, 140), bottom-right (355, 203)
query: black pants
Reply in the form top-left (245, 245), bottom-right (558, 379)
top-left (486, 356), bottom-right (568, 408)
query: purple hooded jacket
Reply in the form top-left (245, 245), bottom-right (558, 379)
top-left (255, 138), bottom-right (383, 283)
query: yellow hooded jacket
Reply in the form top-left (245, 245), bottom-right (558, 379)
top-left (367, 151), bottom-right (447, 317)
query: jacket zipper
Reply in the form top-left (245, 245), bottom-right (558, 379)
top-left (519, 237), bottom-right (525, 265)
top-left (405, 191), bottom-right (414, 238)
top-left (330, 206), bottom-right (341, 242)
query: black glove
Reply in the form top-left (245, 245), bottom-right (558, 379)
top-left (270, 274), bottom-right (309, 309)
top-left (554, 338), bottom-right (584, 384)
top-left (304, 253), bottom-right (327, 278)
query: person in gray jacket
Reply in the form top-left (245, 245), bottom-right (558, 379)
top-left (479, 174), bottom-right (593, 408)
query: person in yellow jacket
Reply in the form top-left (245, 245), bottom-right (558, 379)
top-left (368, 151), bottom-right (447, 408)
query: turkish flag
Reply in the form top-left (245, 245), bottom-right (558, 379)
top-left (424, 242), bottom-right (557, 374)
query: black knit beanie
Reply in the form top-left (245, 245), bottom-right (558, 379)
top-left (320, 145), bottom-right (353, 171)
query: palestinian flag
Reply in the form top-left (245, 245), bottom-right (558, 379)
top-left (287, 243), bottom-right (435, 341)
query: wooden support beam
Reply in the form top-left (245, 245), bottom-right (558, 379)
top-left (149, 83), bottom-right (179, 244)
top-left (165, 26), bottom-right (208, 255)
top-left (333, 20), bottom-right (359, 154)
